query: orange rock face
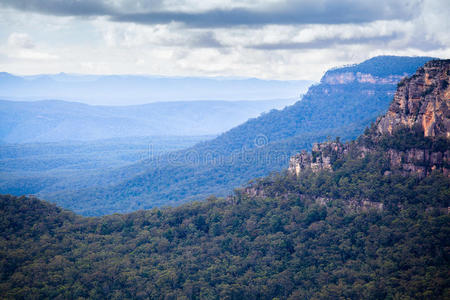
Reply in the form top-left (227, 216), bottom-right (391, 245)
top-left (422, 101), bottom-right (436, 137)
top-left (377, 60), bottom-right (450, 137)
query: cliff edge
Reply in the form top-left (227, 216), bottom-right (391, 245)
top-left (289, 59), bottom-right (450, 177)
top-left (377, 59), bottom-right (449, 137)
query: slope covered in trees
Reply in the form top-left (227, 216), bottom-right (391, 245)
top-left (0, 151), bottom-right (448, 299)
top-left (0, 135), bottom-right (211, 197)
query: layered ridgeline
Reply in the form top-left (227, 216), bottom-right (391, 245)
top-left (0, 99), bottom-right (296, 143)
top-left (40, 56), bottom-right (435, 215)
top-left (0, 73), bottom-right (311, 105)
top-left (0, 60), bottom-right (448, 299)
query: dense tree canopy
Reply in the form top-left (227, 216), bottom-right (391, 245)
top-left (1, 128), bottom-right (449, 298)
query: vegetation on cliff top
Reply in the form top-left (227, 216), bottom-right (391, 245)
top-left (324, 56), bottom-right (435, 78)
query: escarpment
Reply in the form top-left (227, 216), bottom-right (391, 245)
top-left (289, 59), bottom-right (450, 178)
top-left (321, 71), bottom-right (406, 85)
top-left (377, 59), bottom-right (450, 137)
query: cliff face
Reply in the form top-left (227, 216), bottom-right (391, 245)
top-left (322, 72), bottom-right (405, 85)
top-left (385, 147), bottom-right (449, 177)
top-left (320, 55), bottom-right (435, 86)
top-left (289, 142), bottom-right (349, 176)
top-left (289, 59), bottom-right (450, 178)
top-left (377, 59), bottom-right (450, 137)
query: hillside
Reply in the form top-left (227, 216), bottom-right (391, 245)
top-left (0, 59), bottom-right (449, 298)
top-left (0, 135), bottom-right (210, 198)
top-left (39, 56), bottom-right (436, 215)
top-left (1, 182), bottom-right (449, 299)
top-left (0, 99), bottom-right (295, 143)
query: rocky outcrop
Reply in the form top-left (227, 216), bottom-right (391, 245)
top-left (289, 142), bottom-right (349, 176)
top-left (386, 148), bottom-right (450, 177)
top-left (288, 151), bottom-right (311, 176)
top-left (314, 197), bottom-right (384, 212)
top-left (377, 59), bottom-right (450, 137)
top-left (289, 59), bottom-right (450, 177)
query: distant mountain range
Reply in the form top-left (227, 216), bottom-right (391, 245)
top-left (0, 73), bottom-right (311, 105)
top-left (0, 99), bottom-right (296, 143)
top-left (25, 55), bottom-right (435, 215)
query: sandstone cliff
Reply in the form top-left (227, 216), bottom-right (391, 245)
top-left (322, 72), bottom-right (405, 85)
top-left (289, 59), bottom-right (450, 178)
top-left (377, 59), bottom-right (449, 137)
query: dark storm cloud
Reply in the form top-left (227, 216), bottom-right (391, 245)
top-left (162, 32), bottom-right (226, 48)
top-left (0, 0), bottom-right (113, 16)
top-left (111, 1), bottom-right (419, 27)
top-left (248, 33), bottom-right (402, 50)
top-left (0, 0), bottom-right (421, 27)
top-left (191, 32), bottom-right (225, 48)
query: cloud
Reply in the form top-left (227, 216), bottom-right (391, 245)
top-left (0, 0), bottom-right (112, 16)
top-left (96, 21), bottom-right (226, 49)
top-left (112, 0), bottom-right (421, 28)
top-left (0, 0), bottom-right (422, 27)
top-left (10, 49), bottom-right (59, 60)
top-left (5, 33), bottom-right (58, 61)
top-left (248, 33), bottom-right (402, 50)
top-left (7, 32), bottom-right (35, 49)
top-left (189, 32), bottom-right (225, 48)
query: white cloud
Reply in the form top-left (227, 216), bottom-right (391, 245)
top-left (4, 32), bottom-right (59, 62)
top-left (7, 32), bottom-right (35, 48)
top-left (11, 49), bottom-right (59, 60)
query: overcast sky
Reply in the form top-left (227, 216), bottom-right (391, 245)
top-left (0, 0), bottom-right (449, 80)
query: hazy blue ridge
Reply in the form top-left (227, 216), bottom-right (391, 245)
top-left (0, 99), bottom-right (296, 143)
top-left (0, 74), bottom-right (311, 105)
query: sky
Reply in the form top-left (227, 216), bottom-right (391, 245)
top-left (0, 0), bottom-right (449, 81)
